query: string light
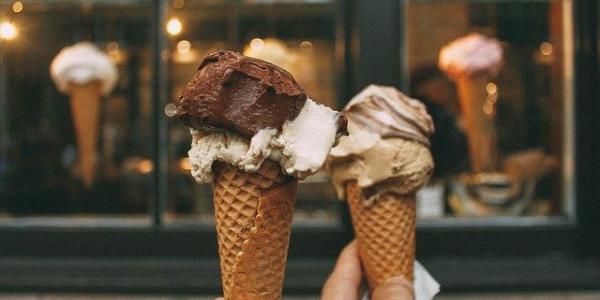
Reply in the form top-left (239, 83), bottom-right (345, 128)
top-left (0, 22), bottom-right (17, 40)
top-left (12, 1), bottom-right (23, 13)
top-left (486, 82), bottom-right (498, 95)
top-left (173, 0), bottom-right (185, 9)
top-left (299, 41), bottom-right (313, 50)
top-left (176, 40), bottom-right (191, 53)
top-left (249, 38), bottom-right (264, 52)
top-left (540, 42), bottom-right (553, 56)
top-left (166, 17), bottom-right (182, 36)
top-left (484, 82), bottom-right (499, 116)
top-left (106, 42), bottom-right (119, 54)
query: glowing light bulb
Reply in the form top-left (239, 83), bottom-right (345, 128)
top-left (176, 40), bottom-right (191, 53)
top-left (106, 41), bottom-right (119, 54)
top-left (540, 42), bottom-right (553, 56)
top-left (166, 18), bottom-right (182, 36)
top-left (0, 22), bottom-right (17, 40)
top-left (250, 38), bottom-right (264, 52)
top-left (486, 82), bottom-right (498, 95)
top-left (299, 41), bottom-right (313, 50)
top-left (173, 0), bottom-right (185, 9)
top-left (12, 2), bottom-right (23, 13)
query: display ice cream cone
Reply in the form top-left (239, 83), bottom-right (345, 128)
top-left (212, 160), bottom-right (297, 300)
top-left (456, 75), bottom-right (497, 172)
top-left (438, 33), bottom-right (503, 172)
top-left (346, 181), bottom-right (415, 288)
top-left (69, 81), bottom-right (102, 187)
top-left (50, 42), bottom-right (118, 188)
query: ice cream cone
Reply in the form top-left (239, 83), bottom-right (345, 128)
top-left (438, 33), bottom-right (503, 172)
top-left (174, 51), bottom-right (345, 299)
top-left (69, 81), bottom-right (103, 188)
top-left (212, 160), bottom-right (298, 300)
top-left (50, 42), bottom-right (118, 188)
top-left (346, 181), bottom-right (415, 289)
top-left (456, 75), bottom-right (497, 172)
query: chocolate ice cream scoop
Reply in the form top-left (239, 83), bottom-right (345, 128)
top-left (176, 50), bottom-right (307, 137)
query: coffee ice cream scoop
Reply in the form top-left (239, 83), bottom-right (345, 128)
top-left (329, 85), bottom-right (434, 204)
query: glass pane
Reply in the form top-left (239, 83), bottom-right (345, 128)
top-left (0, 1), bottom-right (153, 221)
top-left (407, 0), bottom-right (573, 221)
top-left (165, 0), bottom-right (341, 226)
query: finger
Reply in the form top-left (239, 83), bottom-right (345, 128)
top-left (372, 276), bottom-right (414, 300)
top-left (214, 298), bottom-right (224, 300)
top-left (321, 240), bottom-right (362, 300)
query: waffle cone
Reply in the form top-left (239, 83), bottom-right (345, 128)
top-left (456, 76), bottom-right (497, 172)
top-left (212, 160), bottom-right (298, 300)
top-left (69, 81), bottom-right (103, 188)
top-left (346, 181), bottom-right (415, 289)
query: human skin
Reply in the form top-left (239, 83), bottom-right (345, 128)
top-left (321, 240), bottom-right (414, 300)
top-left (215, 240), bottom-right (413, 300)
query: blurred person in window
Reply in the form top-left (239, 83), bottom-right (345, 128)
top-left (410, 65), bottom-right (469, 177)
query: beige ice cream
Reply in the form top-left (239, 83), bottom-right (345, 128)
top-left (50, 42), bottom-right (118, 187)
top-left (439, 33), bottom-right (503, 172)
top-left (329, 84), bottom-right (434, 205)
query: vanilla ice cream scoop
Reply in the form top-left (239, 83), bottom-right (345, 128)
top-left (328, 85), bottom-right (434, 204)
top-left (438, 33), bottom-right (503, 81)
top-left (188, 98), bottom-right (343, 183)
top-left (50, 42), bottom-right (118, 95)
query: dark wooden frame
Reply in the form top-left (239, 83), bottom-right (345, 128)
top-left (0, 0), bottom-right (598, 295)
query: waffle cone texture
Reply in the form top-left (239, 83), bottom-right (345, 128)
top-left (69, 81), bottom-right (102, 188)
top-left (346, 181), bottom-right (416, 289)
top-left (212, 160), bottom-right (298, 300)
top-left (456, 76), bottom-right (497, 172)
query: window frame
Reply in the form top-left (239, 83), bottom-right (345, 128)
top-left (0, 0), bottom-right (598, 294)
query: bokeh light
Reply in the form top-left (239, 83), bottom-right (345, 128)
top-left (166, 17), bottom-right (182, 36)
top-left (0, 22), bottom-right (18, 40)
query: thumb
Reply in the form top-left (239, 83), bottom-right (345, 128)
top-left (372, 276), bottom-right (414, 300)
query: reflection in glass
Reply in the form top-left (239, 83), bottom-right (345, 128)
top-left (166, 1), bottom-right (340, 225)
top-left (408, 1), bottom-right (571, 219)
top-left (0, 2), bottom-right (152, 217)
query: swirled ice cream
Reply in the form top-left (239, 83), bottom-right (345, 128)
top-left (438, 33), bottom-right (503, 81)
top-left (328, 85), bottom-right (434, 205)
top-left (175, 51), bottom-right (347, 183)
top-left (50, 42), bottom-right (118, 95)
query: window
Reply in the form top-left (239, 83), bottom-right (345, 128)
top-left (0, 0), bottom-right (597, 294)
top-left (406, 0), bottom-right (575, 226)
top-left (0, 1), bottom-right (153, 223)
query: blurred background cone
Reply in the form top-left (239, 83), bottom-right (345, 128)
top-left (456, 75), bottom-right (497, 172)
top-left (69, 81), bottom-right (102, 188)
